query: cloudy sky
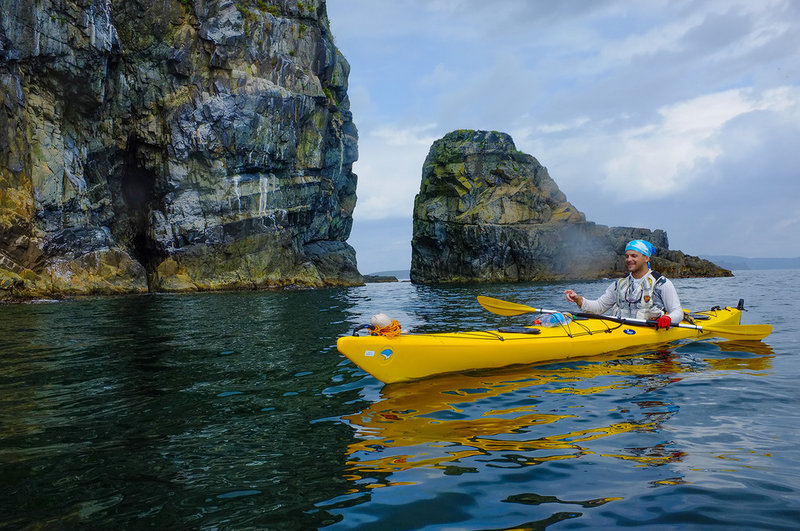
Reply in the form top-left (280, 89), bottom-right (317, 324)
top-left (326, 0), bottom-right (800, 274)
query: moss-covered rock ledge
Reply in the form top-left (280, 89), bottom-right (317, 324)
top-left (411, 130), bottom-right (731, 284)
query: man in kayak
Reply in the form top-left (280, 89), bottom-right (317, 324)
top-left (563, 239), bottom-right (683, 329)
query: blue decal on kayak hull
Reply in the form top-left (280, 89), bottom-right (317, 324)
top-left (624, 329), bottom-right (636, 335)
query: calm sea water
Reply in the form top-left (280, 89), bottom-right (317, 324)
top-left (1, 270), bottom-right (799, 529)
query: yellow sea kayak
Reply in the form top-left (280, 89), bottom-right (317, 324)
top-left (336, 304), bottom-right (772, 384)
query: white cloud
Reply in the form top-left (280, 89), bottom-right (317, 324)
top-left (535, 116), bottom-right (591, 135)
top-left (599, 87), bottom-right (800, 198)
top-left (418, 64), bottom-right (457, 88)
top-left (352, 124), bottom-right (440, 220)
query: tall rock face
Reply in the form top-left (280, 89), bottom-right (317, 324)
top-left (0, 0), bottom-right (361, 299)
top-left (411, 130), bottom-right (731, 284)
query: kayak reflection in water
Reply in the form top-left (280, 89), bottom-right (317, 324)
top-left (564, 239), bottom-right (683, 330)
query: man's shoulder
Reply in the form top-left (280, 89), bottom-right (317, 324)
top-left (651, 271), bottom-right (677, 288)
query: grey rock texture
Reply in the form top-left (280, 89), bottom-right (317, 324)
top-left (411, 130), bottom-right (731, 284)
top-left (0, 0), bottom-right (361, 299)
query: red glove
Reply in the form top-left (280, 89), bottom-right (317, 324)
top-left (656, 315), bottom-right (671, 330)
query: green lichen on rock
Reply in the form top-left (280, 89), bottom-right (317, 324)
top-left (411, 130), bottom-right (731, 284)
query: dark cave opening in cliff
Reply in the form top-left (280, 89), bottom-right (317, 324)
top-left (120, 146), bottom-right (166, 288)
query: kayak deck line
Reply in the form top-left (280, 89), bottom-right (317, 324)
top-left (337, 304), bottom-right (768, 384)
top-left (377, 309), bottom-right (727, 342)
top-left (355, 306), bottom-right (732, 343)
top-left (404, 320), bottom-right (623, 341)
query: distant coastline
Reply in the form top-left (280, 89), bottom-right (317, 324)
top-left (701, 256), bottom-right (800, 271)
top-left (366, 270), bottom-right (411, 281)
top-left (368, 257), bottom-right (800, 279)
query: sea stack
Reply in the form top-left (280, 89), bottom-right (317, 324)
top-left (411, 130), bottom-right (731, 284)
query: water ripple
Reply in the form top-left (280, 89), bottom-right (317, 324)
top-left (2, 271), bottom-right (799, 529)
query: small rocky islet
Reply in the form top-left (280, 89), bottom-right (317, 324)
top-left (410, 130), bottom-right (730, 284)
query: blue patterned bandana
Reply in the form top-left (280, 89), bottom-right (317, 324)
top-left (625, 239), bottom-right (656, 257)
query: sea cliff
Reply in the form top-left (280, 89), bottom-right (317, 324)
top-left (0, 0), bottom-right (361, 300)
top-left (411, 130), bottom-right (731, 284)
